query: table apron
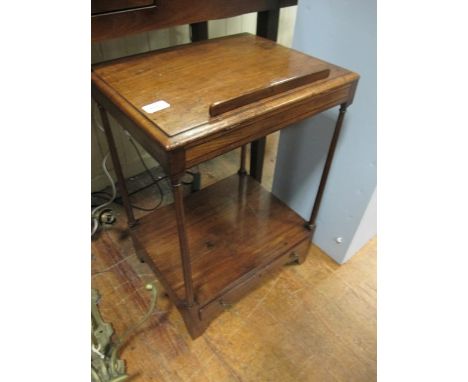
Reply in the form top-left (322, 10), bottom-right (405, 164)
top-left (185, 84), bottom-right (352, 168)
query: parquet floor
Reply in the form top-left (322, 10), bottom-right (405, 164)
top-left (91, 134), bottom-right (377, 381)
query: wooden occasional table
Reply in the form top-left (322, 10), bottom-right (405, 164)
top-left (92, 33), bottom-right (359, 339)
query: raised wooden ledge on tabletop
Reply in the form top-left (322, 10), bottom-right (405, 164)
top-left (92, 33), bottom-right (359, 338)
top-left (208, 69), bottom-right (331, 117)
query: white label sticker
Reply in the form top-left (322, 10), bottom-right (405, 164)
top-left (142, 100), bottom-right (170, 114)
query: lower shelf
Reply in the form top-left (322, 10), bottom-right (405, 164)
top-left (131, 174), bottom-right (311, 335)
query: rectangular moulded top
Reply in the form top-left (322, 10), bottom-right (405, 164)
top-left (92, 33), bottom-right (358, 150)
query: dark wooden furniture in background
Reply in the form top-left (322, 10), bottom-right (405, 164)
top-left (92, 32), bottom-right (359, 337)
top-left (92, 0), bottom-right (156, 15)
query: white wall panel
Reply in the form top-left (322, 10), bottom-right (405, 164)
top-left (273, 0), bottom-right (376, 263)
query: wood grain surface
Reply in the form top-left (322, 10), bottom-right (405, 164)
top-left (92, 33), bottom-right (359, 152)
top-left (129, 173), bottom-right (311, 337)
top-left (91, 146), bottom-right (376, 381)
top-left (133, 174), bottom-right (310, 305)
top-left (93, 34), bottom-right (332, 137)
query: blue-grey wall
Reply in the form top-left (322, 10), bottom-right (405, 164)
top-left (272, 0), bottom-right (376, 263)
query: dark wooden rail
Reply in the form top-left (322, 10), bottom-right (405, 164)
top-left (209, 69), bottom-right (330, 117)
top-left (92, 0), bottom-right (155, 15)
top-left (92, 0), bottom-right (297, 41)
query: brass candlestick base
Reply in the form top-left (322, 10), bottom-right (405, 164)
top-left (92, 284), bottom-right (158, 382)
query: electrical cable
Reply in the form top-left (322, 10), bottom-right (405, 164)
top-left (128, 138), bottom-right (160, 183)
top-left (91, 173), bottom-right (167, 200)
top-left (91, 173), bottom-right (167, 211)
top-left (92, 194), bottom-right (166, 212)
top-left (91, 153), bottom-right (117, 237)
top-left (91, 130), bottom-right (197, 229)
top-left (127, 137), bottom-right (165, 210)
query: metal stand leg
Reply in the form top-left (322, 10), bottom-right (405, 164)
top-left (238, 145), bottom-right (247, 176)
top-left (171, 177), bottom-right (195, 307)
top-left (306, 103), bottom-right (348, 233)
top-left (98, 104), bottom-right (137, 228)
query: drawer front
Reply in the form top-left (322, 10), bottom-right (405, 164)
top-left (92, 0), bottom-right (155, 14)
top-left (198, 238), bottom-right (310, 322)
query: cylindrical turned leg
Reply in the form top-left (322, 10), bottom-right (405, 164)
top-left (238, 145), bottom-right (247, 176)
top-left (306, 103), bottom-right (348, 232)
top-left (171, 177), bottom-right (195, 307)
top-left (98, 104), bottom-right (137, 228)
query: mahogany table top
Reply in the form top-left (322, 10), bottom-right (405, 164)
top-left (92, 33), bottom-right (358, 152)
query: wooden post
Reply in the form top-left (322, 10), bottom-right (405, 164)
top-left (171, 177), bottom-right (195, 307)
top-left (190, 22), bottom-right (208, 42)
top-left (257, 9), bottom-right (280, 40)
top-left (238, 145), bottom-right (247, 175)
top-left (250, 8), bottom-right (280, 182)
top-left (98, 104), bottom-right (137, 227)
top-left (306, 104), bottom-right (348, 233)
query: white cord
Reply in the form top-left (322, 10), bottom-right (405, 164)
top-left (91, 344), bottom-right (105, 359)
top-left (92, 153), bottom-right (117, 236)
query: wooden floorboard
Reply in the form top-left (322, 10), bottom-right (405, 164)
top-left (91, 133), bottom-right (376, 381)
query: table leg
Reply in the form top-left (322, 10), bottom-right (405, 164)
top-left (306, 103), bottom-right (348, 234)
top-left (98, 104), bottom-right (137, 228)
top-left (250, 138), bottom-right (266, 182)
top-left (251, 8), bottom-right (279, 184)
top-left (171, 177), bottom-right (195, 307)
top-left (238, 145), bottom-right (247, 176)
top-left (257, 9), bottom-right (280, 41)
top-left (190, 22), bottom-right (208, 42)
